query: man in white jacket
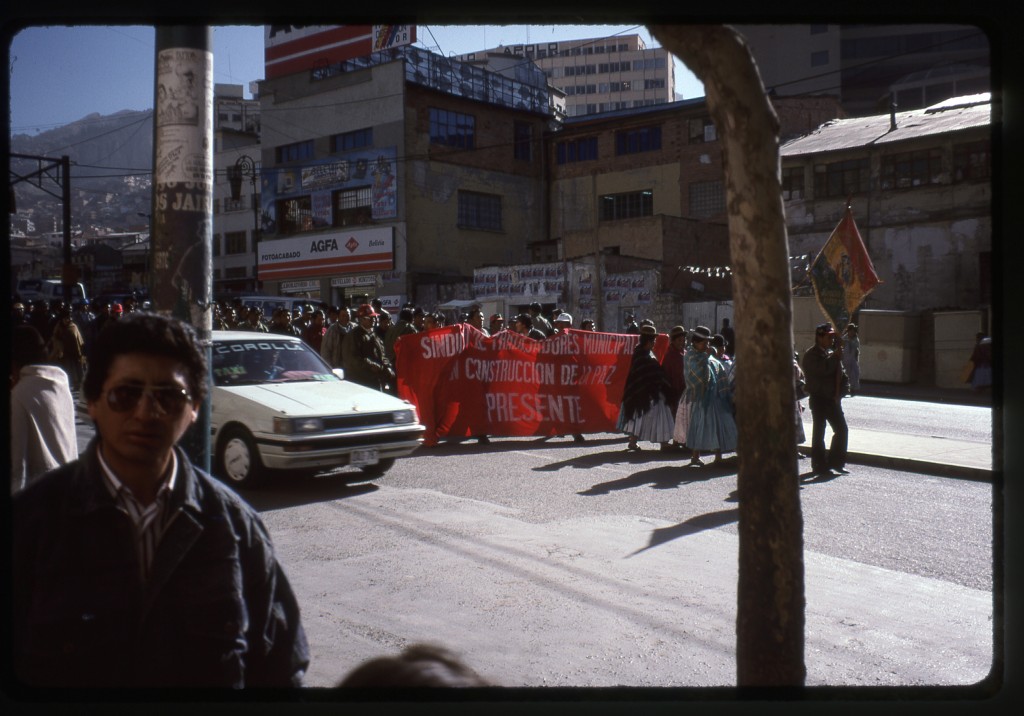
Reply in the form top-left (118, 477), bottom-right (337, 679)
top-left (11, 324), bottom-right (79, 494)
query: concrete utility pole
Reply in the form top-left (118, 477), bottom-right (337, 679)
top-left (650, 25), bottom-right (806, 687)
top-left (151, 26), bottom-right (214, 470)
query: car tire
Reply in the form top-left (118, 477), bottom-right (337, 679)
top-left (216, 426), bottom-right (267, 488)
top-left (360, 458), bottom-right (395, 478)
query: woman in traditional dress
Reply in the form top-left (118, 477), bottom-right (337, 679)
top-left (617, 325), bottom-right (675, 452)
top-left (684, 325), bottom-right (738, 466)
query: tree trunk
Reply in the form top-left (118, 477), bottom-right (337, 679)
top-left (649, 24), bottom-right (806, 687)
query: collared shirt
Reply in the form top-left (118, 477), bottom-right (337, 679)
top-left (97, 446), bottom-right (178, 582)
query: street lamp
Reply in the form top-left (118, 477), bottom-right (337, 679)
top-left (229, 154), bottom-right (260, 291)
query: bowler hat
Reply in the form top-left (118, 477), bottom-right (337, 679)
top-left (639, 324), bottom-right (657, 336)
top-left (690, 325), bottom-right (711, 341)
top-left (815, 322), bottom-right (836, 336)
top-left (670, 325), bottom-right (686, 339)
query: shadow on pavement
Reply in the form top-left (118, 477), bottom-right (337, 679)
top-left (577, 461), bottom-right (736, 495)
top-left (416, 436), bottom-right (626, 457)
top-left (241, 473), bottom-right (380, 512)
top-left (536, 446), bottom-right (702, 473)
top-left (626, 508), bottom-right (741, 557)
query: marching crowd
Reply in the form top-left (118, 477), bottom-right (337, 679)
top-left (9, 290), bottom-right (856, 689)
top-left (11, 293), bottom-right (857, 488)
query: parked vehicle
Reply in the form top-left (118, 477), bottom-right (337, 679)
top-left (221, 294), bottom-right (312, 316)
top-left (209, 331), bottom-right (425, 487)
top-left (16, 279), bottom-right (88, 304)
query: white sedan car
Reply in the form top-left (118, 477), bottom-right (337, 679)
top-left (210, 331), bottom-right (424, 487)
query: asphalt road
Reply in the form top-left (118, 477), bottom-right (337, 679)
top-left (246, 432), bottom-right (994, 689)
top-left (69, 395), bottom-right (996, 690)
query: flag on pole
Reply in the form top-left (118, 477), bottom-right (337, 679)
top-left (808, 202), bottom-right (881, 331)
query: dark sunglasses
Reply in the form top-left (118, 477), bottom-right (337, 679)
top-left (105, 384), bottom-right (193, 414)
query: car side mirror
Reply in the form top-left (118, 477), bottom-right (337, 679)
top-left (333, 368), bottom-right (345, 380)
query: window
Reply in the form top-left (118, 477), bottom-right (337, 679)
top-left (782, 166), bottom-right (805, 200)
top-left (615, 126), bottom-right (662, 155)
top-left (953, 140), bottom-right (990, 182)
top-left (881, 148), bottom-right (943, 189)
top-left (224, 195), bottom-right (247, 212)
top-left (333, 186), bottom-right (372, 227)
top-left (814, 158), bottom-right (870, 198)
top-left (644, 79), bottom-right (666, 90)
top-left (224, 231), bottom-right (248, 255)
top-left (429, 108), bottom-right (475, 149)
top-left (689, 117), bottom-right (716, 143)
top-left (810, 50), bottom-right (830, 67)
top-left (556, 136), bottom-right (598, 164)
top-left (275, 140), bottom-right (314, 163)
top-left (458, 191), bottom-right (502, 231)
top-left (689, 181), bottom-right (726, 218)
top-left (332, 127), bottom-right (373, 153)
top-left (599, 190), bottom-right (653, 221)
top-left (277, 196), bottom-right (314, 235)
top-left (514, 121), bottom-right (533, 162)
top-left (212, 233), bottom-right (221, 257)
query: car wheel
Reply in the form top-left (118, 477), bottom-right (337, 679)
top-left (216, 426), bottom-right (267, 488)
top-left (360, 458), bottom-right (395, 478)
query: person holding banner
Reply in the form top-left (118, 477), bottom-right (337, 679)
top-left (617, 325), bottom-right (675, 452)
top-left (684, 326), bottom-right (738, 467)
top-left (343, 304), bottom-right (396, 393)
top-left (802, 323), bottom-right (850, 476)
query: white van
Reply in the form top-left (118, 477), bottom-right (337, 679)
top-left (16, 279), bottom-right (88, 304)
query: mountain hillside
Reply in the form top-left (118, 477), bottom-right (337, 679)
top-left (11, 110), bottom-right (154, 236)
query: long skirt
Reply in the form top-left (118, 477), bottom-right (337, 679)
top-left (843, 355), bottom-right (861, 391)
top-left (673, 395), bottom-right (691, 444)
top-left (617, 395), bottom-right (675, 443)
top-left (795, 400), bottom-right (807, 444)
top-left (686, 394), bottom-right (738, 453)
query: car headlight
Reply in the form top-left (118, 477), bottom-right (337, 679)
top-left (273, 417), bottom-right (324, 434)
top-left (392, 409), bottom-right (416, 425)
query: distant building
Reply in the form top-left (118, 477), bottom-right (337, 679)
top-left (211, 83), bottom-right (262, 294)
top-left (781, 93), bottom-right (992, 314)
top-left (735, 24), bottom-right (990, 116)
top-left (455, 34), bottom-right (677, 118)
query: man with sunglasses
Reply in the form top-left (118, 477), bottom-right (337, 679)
top-left (12, 312), bottom-right (309, 688)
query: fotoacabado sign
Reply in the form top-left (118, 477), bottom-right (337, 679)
top-left (257, 226), bottom-right (394, 281)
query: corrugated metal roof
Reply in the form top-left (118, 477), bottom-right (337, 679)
top-left (780, 93), bottom-right (991, 157)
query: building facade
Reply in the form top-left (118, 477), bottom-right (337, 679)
top-left (781, 93), bottom-right (992, 315)
top-left (735, 24), bottom-right (990, 117)
top-left (456, 34), bottom-right (677, 118)
top-left (213, 127), bottom-right (262, 294)
top-left (255, 42), bottom-right (551, 309)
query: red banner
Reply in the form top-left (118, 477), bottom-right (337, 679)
top-left (395, 325), bottom-right (669, 445)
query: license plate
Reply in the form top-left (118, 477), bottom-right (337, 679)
top-left (350, 448), bottom-right (379, 466)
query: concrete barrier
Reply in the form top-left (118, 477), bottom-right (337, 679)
top-left (934, 310), bottom-right (983, 389)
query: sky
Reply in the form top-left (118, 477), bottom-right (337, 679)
top-left (7, 24), bottom-right (705, 136)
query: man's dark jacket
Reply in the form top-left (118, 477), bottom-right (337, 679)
top-left (802, 343), bottom-right (847, 401)
top-left (11, 441), bottom-right (310, 689)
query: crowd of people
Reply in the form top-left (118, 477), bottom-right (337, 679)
top-left (8, 285), bottom-right (867, 689)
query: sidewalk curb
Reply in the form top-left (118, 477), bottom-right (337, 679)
top-left (797, 446), bottom-right (992, 483)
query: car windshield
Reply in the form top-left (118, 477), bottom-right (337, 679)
top-left (212, 338), bottom-right (341, 386)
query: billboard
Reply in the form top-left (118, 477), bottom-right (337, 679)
top-left (258, 226), bottom-right (394, 281)
top-left (265, 25), bottom-right (415, 79)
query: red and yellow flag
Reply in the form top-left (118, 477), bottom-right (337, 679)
top-left (809, 205), bottom-right (881, 331)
